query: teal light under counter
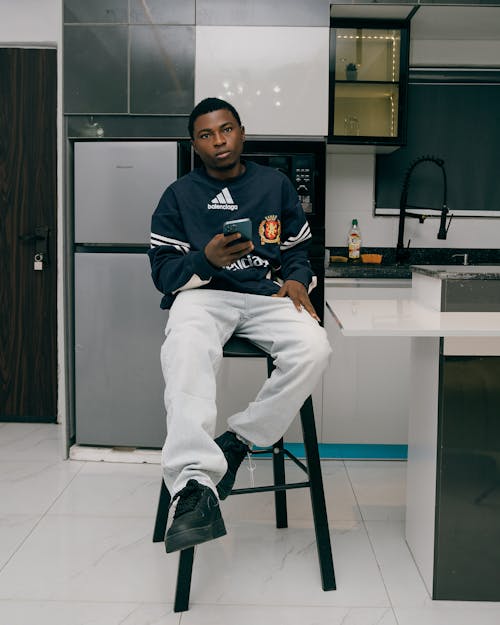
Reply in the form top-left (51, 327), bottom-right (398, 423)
top-left (255, 443), bottom-right (408, 460)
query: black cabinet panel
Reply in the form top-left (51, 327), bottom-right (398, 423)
top-left (376, 80), bottom-right (500, 213)
top-left (64, 0), bottom-right (128, 23)
top-left (435, 356), bottom-right (500, 600)
top-left (64, 25), bottom-right (128, 113)
top-left (130, 0), bottom-right (195, 24)
top-left (130, 26), bottom-right (195, 115)
top-left (66, 115), bottom-right (190, 139)
top-left (443, 280), bottom-right (500, 312)
top-left (196, 0), bottom-right (329, 26)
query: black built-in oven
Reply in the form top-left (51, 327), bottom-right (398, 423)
top-left (242, 139), bottom-right (326, 319)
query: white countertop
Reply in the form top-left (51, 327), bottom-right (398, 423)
top-left (326, 298), bottom-right (500, 337)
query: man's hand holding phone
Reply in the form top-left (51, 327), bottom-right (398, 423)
top-left (204, 218), bottom-right (254, 268)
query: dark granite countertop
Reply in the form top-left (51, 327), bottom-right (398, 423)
top-left (325, 264), bottom-right (412, 279)
top-left (412, 265), bottom-right (500, 280)
top-left (325, 248), bottom-right (500, 280)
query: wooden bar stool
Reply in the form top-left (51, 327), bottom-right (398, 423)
top-left (152, 335), bottom-right (336, 612)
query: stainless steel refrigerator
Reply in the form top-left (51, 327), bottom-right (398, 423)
top-left (74, 141), bottom-right (189, 447)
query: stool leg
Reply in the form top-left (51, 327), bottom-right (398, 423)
top-left (174, 547), bottom-right (195, 612)
top-left (272, 438), bottom-right (288, 529)
top-left (300, 396), bottom-right (336, 591)
top-left (266, 355), bottom-right (288, 528)
top-left (153, 480), bottom-right (170, 543)
top-left (152, 480), bottom-right (195, 612)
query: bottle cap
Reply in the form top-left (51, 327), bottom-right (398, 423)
top-left (352, 219), bottom-right (358, 225)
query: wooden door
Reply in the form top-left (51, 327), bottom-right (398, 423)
top-left (0, 48), bottom-right (58, 421)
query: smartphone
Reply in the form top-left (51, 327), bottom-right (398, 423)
top-left (223, 218), bottom-right (252, 242)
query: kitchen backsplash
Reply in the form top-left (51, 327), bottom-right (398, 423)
top-left (325, 152), bottom-right (500, 250)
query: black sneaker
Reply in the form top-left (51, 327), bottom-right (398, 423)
top-left (165, 479), bottom-right (226, 553)
top-left (215, 431), bottom-right (250, 500)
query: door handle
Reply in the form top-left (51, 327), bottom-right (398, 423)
top-left (19, 225), bottom-right (49, 243)
top-left (19, 225), bottom-right (50, 267)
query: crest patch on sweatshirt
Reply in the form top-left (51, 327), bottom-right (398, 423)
top-left (259, 215), bottom-right (281, 244)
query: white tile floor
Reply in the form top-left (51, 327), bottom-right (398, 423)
top-left (1, 423), bottom-right (500, 625)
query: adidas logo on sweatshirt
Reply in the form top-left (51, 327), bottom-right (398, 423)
top-left (207, 187), bottom-right (238, 211)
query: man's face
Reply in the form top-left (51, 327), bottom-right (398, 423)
top-left (191, 108), bottom-right (245, 179)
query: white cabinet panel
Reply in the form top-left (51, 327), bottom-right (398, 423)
top-left (323, 280), bottom-right (412, 444)
top-left (195, 26), bottom-right (329, 136)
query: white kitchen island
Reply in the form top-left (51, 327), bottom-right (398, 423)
top-left (327, 265), bottom-right (500, 602)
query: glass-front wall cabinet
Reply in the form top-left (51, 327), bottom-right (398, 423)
top-left (329, 19), bottom-right (409, 147)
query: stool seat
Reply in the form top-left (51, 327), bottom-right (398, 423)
top-left (153, 334), bottom-right (336, 611)
top-left (222, 335), bottom-right (269, 358)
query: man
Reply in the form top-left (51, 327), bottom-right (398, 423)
top-left (149, 97), bottom-right (331, 553)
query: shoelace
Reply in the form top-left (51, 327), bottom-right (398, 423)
top-left (246, 452), bottom-right (256, 488)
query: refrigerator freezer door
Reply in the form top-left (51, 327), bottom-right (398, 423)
top-left (74, 141), bottom-right (178, 245)
top-left (75, 253), bottom-right (167, 447)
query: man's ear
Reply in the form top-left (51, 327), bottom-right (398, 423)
top-left (241, 125), bottom-right (246, 142)
top-left (190, 138), bottom-right (198, 154)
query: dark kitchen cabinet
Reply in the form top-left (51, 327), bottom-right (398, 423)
top-left (328, 19), bottom-right (410, 151)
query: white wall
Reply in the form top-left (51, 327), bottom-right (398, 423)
top-left (410, 40), bottom-right (500, 68)
top-left (0, 0), bottom-right (61, 45)
top-left (0, 1), bottom-right (65, 441)
top-left (325, 36), bottom-right (500, 250)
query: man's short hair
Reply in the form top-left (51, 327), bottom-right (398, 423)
top-left (188, 97), bottom-right (242, 139)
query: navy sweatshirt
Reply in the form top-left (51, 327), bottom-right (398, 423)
top-left (148, 160), bottom-right (314, 309)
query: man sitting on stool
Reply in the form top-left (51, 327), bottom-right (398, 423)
top-left (148, 97), bottom-right (332, 553)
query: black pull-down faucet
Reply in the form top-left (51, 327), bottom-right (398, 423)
top-left (396, 155), bottom-right (452, 264)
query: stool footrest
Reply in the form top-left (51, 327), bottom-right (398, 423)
top-left (282, 449), bottom-right (309, 474)
top-left (230, 481), bottom-right (310, 496)
top-left (250, 447), bottom-right (309, 474)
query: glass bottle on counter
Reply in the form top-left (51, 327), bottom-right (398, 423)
top-left (348, 218), bottom-right (362, 261)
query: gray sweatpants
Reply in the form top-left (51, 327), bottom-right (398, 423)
top-left (160, 289), bottom-right (332, 497)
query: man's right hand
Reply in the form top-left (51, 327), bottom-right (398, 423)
top-left (204, 233), bottom-right (254, 268)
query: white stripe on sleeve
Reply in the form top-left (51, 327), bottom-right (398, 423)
top-left (173, 274), bottom-right (212, 293)
top-left (279, 222), bottom-right (311, 250)
top-left (150, 233), bottom-right (190, 253)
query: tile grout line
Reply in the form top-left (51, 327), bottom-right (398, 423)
top-left (343, 461), bottom-right (401, 625)
top-left (0, 460), bottom-right (88, 574)
top-left (341, 459), bottom-right (362, 519)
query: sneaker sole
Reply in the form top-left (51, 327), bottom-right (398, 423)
top-left (165, 517), bottom-right (227, 553)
